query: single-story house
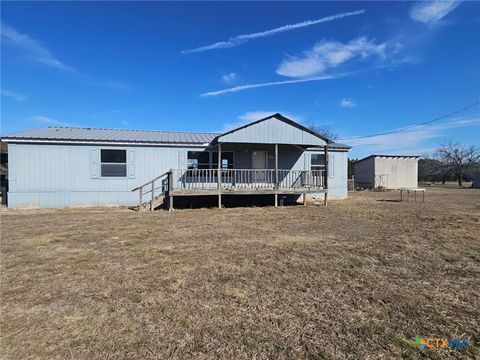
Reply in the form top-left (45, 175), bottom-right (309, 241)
top-left (2, 113), bottom-right (351, 209)
top-left (354, 155), bottom-right (419, 189)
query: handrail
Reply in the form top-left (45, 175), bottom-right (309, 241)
top-left (131, 170), bottom-right (171, 192)
top-left (133, 168), bottom-right (326, 211)
top-left (132, 170), bottom-right (172, 211)
top-left (171, 168), bottom-right (325, 191)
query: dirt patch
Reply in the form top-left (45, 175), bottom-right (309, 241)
top-left (1, 186), bottom-right (479, 359)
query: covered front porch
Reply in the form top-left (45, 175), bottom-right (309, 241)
top-left (133, 113), bottom-right (334, 210)
top-left (160, 138), bottom-right (330, 210)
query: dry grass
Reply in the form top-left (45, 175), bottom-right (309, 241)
top-left (1, 186), bottom-right (479, 359)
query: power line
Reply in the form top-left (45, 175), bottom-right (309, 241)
top-left (341, 101), bottom-right (479, 140)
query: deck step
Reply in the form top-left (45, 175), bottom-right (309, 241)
top-left (138, 195), bottom-right (165, 211)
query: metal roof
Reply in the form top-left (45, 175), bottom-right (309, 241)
top-left (355, 154), bottom-right (420, 163)
top-left (1, 115), bottom-right (350, 150)
top-left (2, 127), bottom-right (219, 144)
top-left (326, 143), bottom-right (351, 150)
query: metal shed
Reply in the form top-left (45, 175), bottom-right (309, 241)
top-left (354, 155), bottom-right (420, 189)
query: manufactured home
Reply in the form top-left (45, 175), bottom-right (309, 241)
top-left (354, 155), bottom-right (420, 189)
top-left (2, 114), bottom-right (351, 209)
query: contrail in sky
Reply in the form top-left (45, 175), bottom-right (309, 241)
top-left (182, 9), bottom-right (365, 54)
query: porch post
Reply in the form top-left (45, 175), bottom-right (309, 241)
top-left (274, 143), bottom-right (278, 207)
top-left (139, 188), bottom-right (144, 212)
top-left (324, 145), bottom-right (328, 207)
top-left (168, 171), bottom-right (174, 212)
top-left (275, 144), bottom-right (278, 188)
top-left (217, 143), bottom-right (222, 209)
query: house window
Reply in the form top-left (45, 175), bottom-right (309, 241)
top-left (187, 151), bottom-right (234, 169)
top-left (212, 152), bottom-right (234, 169)
top-left (101, 149), bottom-right (127, 177)
top-left (187, 151), bottom-right (210, 169)
top-left (311, 154), bottom-right (326, 171)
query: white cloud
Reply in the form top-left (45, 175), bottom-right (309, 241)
top-left (1, 23), bottom-right (128, 90)
top-left (277, 37), bottom-right (387, 78)
top-left (28, 115), bottom-right (68, 126)
top-left (201, 74), bottom-right (339, 97)
top-left (342, 117), bottom-right (480, 158)
top-left (410, 1), bottom-right (462, 24)
top-left (238, 111), bottom-right (276, 123)
top-left (221, 72), bottom-right (238, 84)
top-left (340, 98), bottom-right (356, 108)
top-left (182, 10), bottom-right (365, 54)
top-left (1, 89), bottom-right (27, 101)
top-left (1, 23), bottom-right (76, 72)
top-left (220, 111), bottom-right (300, 132)
top-left (239, 111), bottom-right (301, 123)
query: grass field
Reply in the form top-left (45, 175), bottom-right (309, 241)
top-left (1, 186), bottom-right (479, 359)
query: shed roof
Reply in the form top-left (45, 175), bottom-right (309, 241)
top-left (355, 154), bottom-right (420, 164)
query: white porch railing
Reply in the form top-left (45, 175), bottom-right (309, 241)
top-left (171, 169), bottom-right (325, 191)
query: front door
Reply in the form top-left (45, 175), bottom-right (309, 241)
top-left (252, 151), bottom-right (267, 182)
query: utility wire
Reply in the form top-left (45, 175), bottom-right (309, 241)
top-left (341, 101), bottom-right (479, 140)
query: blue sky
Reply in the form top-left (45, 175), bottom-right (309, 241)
top-left (1, 1), bottom-right (479, 158)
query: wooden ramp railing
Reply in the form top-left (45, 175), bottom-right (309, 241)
top-left (133, 168), bottom-right (327, 211)
top-left (171, 169), bottom-right (325, 191)
top-left (131, 170), bottom-right (172, 211)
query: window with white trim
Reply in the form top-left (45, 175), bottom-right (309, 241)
top-left (311, 154), bottom-right (326, 171)
top-left (101, 149), bottom-right (127, 177)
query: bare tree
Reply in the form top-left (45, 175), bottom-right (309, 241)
top-left (435, 140), bottom-right (480, 186)
top-left (306, 121), bottom-right (339, 141)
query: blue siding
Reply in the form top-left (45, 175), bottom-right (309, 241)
top-left (8, 143), bottom-right (204, 208)
top-left (7, 143), bottom-right (348, 208)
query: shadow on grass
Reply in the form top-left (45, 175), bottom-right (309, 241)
top-left (376, 199), bottom-right (402, 203)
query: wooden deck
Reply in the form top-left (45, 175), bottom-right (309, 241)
top-left (170, 187), bottom-right (327, 196)
top-left (133, 168), bottom-right (328, 210)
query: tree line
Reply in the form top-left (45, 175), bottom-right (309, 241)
top-left (419, 141), bottom-right (480, 186)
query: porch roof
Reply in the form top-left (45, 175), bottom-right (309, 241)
top-left (213, 113), bottom-right (332, 147)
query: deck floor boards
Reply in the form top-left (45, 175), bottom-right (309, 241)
top-left (170, 188), bottom-right (327, 196)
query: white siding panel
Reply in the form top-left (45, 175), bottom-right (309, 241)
top-left (128, 150), bottom-right (135, 178)
top-left (8, 144), bottom-right (17, 181)
top-left (90, 149), bottom-right (99, 179)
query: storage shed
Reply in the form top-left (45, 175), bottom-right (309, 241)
top-left (354, 155), bottom-right (419, 189)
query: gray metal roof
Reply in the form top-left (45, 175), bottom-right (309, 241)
top-left (355, 154), bottom-right (420, 163)
top-left (326, 142), bottom-right (351, 149)
top-left (1, 117), bottom-right (350, 150)
top-left (2, 126), bottom-right (220, 144)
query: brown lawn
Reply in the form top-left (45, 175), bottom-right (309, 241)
top-left (1, 186), bottom-right (479, 359)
